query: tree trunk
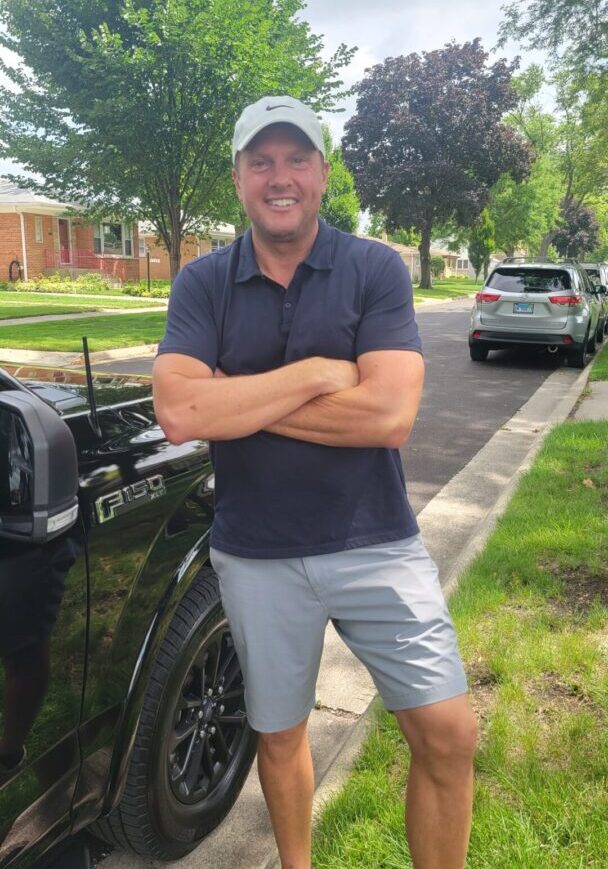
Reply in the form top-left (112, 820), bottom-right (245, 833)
top-left (418, 227), bottom-right (432, 290)
top-left (538, 230), bottom-right (555, 258)
top-left (169, 235), bottom-right (181, 284)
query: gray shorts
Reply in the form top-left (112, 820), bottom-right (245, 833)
top-left (209, 534), bottom-right (468, 733)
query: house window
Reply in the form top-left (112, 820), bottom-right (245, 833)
top-left (457, 258), bottom-right (469, 270)
top-left (35, 216), bottom-right (43, 243)
top-left (211, 238), bottom-right (230, 251)
top-left (94, 222), bottom-right (134, 256)
top-left (139, 237), bottom-right (147, 257)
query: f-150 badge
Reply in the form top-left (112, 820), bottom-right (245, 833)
top-left (95, 475), bottom-right (166, 524)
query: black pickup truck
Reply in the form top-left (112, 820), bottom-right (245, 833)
top-left (0, 364), bottom-right (256, 868)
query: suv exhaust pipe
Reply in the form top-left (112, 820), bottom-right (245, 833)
top-left (547, 345), bottom-right (559, 354)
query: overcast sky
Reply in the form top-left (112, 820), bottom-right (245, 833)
top-left (0, 0), bottom-right (547, 178)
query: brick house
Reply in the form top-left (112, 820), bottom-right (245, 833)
top-left (138, 223), bottom-right (235, 281)
top-left (0, 179), bottom-right (139, 283)
top-left (360, 235), bottom-right (470, 281)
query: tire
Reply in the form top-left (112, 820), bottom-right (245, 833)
top-left (91, 566), bottom-right (257, 860)
top-left (469, 343), bottom-right (489, 361)
top-left (588, 327), bottom-right (597, 355)
top-left (567, 331), bottom-right (591, 369)
top-left (595, 321), bottom-right (604, 344)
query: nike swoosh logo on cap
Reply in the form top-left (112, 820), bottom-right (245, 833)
top-left (266, 104), bottom-right (293, 111)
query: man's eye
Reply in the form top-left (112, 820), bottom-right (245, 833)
top-left (251, 160), bottom-right (267, 169)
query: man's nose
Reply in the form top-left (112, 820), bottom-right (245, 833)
top-left (268, 161), bottom-right (292, 187)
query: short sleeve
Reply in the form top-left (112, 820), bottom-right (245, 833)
top-left (157, 263), bottom-right (219, 370)
top-left (355, 247), bottom-right (423, 358)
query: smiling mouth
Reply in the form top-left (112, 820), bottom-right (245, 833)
top-left (267, 198), bottom-right (298, 208)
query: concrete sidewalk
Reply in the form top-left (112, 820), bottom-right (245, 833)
top-left (573, 380), bottom-right (608, 421)
top-left (0, 306), bottom-right (165, 328)
top-left (98, 361), bottom-right (588, 869)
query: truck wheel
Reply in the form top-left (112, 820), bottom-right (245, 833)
top-left (91, 566), bottom-right (257, 860)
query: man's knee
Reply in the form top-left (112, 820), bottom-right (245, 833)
top-left (257, 719), bottom-right (309, 764)
top-left (396, 695), bottom-right (478, 773)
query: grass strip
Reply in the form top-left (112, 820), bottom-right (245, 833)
top-left (312, 420), bottom-right (608, 868)
top-left (0, 312), bottom-right (167, 351)
top-left (589, 341), bottom-right (608, 381)
top-left (0, 291), bottom-right (165, 319)
top-left (414, 277), bottom-right (479, 304)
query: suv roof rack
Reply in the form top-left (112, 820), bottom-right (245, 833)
top-left (501, 256), bottom-right (580, 266)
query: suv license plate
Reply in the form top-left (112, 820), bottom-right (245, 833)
top-left (513, 302), bottom-right (534, 313)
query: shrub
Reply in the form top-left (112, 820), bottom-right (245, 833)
top-left (430, 255), bottom-right (445, 278)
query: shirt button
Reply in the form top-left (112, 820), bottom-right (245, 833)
top-left (284, 302), bottom-right (292, 309)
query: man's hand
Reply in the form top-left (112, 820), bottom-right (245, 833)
top-left (318, 359), bottom-right (359, 394)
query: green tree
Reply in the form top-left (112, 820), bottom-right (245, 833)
top-left (343, 40), bottom-right (532, 288)
top-left (0, 0), bottom-right (355, 280)
top-left (319, 126), bottom-right (360, 233)
top-left (366, 213), bottom-right (420, 246)
top-left (499, 0), bottom-right (608, 75)
top-left (468, 209), bottom-right (495, 281)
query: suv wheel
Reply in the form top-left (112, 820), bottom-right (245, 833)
top-left (567, 331), bottom-right (592, 369)
top-left (588, 328), bottom-right (597, 355)
top-left (91, 566), bottom-right (257, 860)
top-left (469, 343), bottom-right (489, 362)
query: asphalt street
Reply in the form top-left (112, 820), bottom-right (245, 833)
top-left (92, 297), bottom-right (562, 515)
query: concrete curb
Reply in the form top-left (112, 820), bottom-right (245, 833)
top-left (441, 364), bottom-right (590, 598)
top-left (0, 344), bottom-right (158, 368)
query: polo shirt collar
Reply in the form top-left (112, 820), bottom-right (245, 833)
top-left (235, 219), bottom-right (334, 284)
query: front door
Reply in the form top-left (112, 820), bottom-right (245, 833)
top-left (58, 219), bottom-right (71, 264)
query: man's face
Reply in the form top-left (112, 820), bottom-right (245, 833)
top-left (233, 123), bottom-right (329, 244)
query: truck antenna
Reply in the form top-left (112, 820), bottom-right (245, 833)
top-left (82, 336), bottom-right (102, 437)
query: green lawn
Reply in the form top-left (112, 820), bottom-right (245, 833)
top-left (0, 312), bottom-right (167, 351)
top-left (414, 277), bottom-right (479, 304)
top-left (313, 421), bottom-right (608, 868)
top-left (589, 341), bottom-right (608, 381)
top-left (0, 291), bottom-right (166, 320)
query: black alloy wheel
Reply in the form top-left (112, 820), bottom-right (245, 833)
top-left (91, 566), bottom-right (257, 860)
top-left (168, 623), bottom-right (247, 806)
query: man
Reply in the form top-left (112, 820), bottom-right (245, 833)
top-left (153, 95), bottom-right (477, 869)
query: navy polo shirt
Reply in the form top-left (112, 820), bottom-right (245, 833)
top-left (158, 220), bottom-right (423, 559)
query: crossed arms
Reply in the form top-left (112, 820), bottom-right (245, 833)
top-left (153, 350), bottom-right (424, 449)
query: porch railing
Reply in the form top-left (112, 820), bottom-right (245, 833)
top-left (44, 249), bottom-right (116, 274)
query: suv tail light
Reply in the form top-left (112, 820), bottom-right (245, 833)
top-left (548, 294), bottom-right (582, 307)
top-left (475, 292), bottom-right (501, 303)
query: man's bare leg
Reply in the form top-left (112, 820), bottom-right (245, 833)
top-left (257, 718), bottom-right (313, 869)
top-left (395, 694), bottom-right (478, 869)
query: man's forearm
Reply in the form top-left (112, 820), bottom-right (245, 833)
top-left (154, 356), bottom-right (338, 443)
top-left (265, 382), bottom-right (412, 448)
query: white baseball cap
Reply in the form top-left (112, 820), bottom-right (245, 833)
top-left (232, 95), bottom-right (325, 163)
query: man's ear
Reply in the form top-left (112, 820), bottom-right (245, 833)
top-left (321, 159), bottom-right (330, 194)
top-left (232, 166), bottom-right (243, 202)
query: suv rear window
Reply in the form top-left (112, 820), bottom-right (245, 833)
top-left (487, 268), bottom-right (572, 293)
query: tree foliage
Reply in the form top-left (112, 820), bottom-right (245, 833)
top-left (319, 126), bottom-right (360, 234)
top-left (366, 213), bottom-right (421, 247)
top-left (342, 39), bottom-right (532, 288)
top-left (553, 200), bottom-right (600, 257)
top-left (498, 0), bottom-right (608, 75)
top-left (468, 209), bottom-right (495, 281)
top-left (488, 65), bottom-right (607, 256)
top-left (0, 0), bottom-right (355, 279)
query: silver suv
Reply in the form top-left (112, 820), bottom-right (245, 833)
top-left (581, 262), bottom-right (608, 338)
top-left (468, 257), bottom-right (602, 368)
